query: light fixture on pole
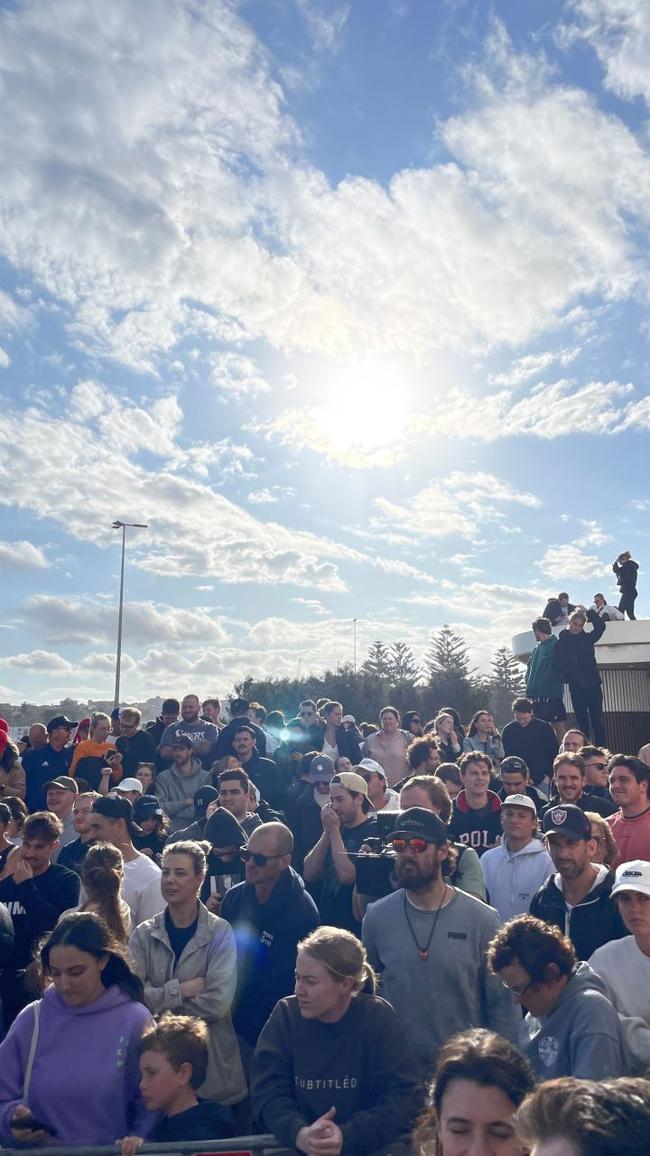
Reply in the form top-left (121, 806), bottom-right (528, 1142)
top-left (111, 520), bottom-right (148, 709)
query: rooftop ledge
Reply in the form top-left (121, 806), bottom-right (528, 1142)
top-left (512, 619), bottom-right (650, 669)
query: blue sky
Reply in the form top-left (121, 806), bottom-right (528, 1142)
top-left (0, 0), bottom-right (649, 704)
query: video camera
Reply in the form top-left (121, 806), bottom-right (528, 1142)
top-left (349, 811), bottom-right (400, 899)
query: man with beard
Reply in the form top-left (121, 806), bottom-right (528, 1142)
top-left (530, 804), bottom-right (626, 958)
top-left (361, 807), bottom-right (519, 1076)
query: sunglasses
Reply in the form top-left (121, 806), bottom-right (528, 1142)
top-left (587, 762), bottom-right (608, 771)
top-left (240, 849), bottom-right (286, 867)
top-left (389, 837), bottom-right (431, 854)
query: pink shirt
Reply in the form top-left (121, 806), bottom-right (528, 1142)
top-left (608, 807), bottom-right (650, 868)
top-left (363, 730), bottom-right (410, 787)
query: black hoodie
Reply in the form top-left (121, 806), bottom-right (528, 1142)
top-left (530, 865), bottom-right (627, 959)
top-left (252, 993), bottom-right (421, 1155)
top-left (221, 866), bottom-right (319, 1045)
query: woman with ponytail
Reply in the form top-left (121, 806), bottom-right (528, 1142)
top-left (77, 843), bottom-right (131, 943)
top-left (0, 912), bottom-right (154, 1147)
top-left (252, 925), bottom-right (421, 1155)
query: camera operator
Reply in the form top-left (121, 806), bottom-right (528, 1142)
top-left (352, 774), bottom-right (486, 922)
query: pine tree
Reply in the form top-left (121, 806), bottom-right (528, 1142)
top-left (487, 646), bottom-right (526, 727)
top-left (386, 641), bottom-right (421, 686)
top-left (361, 640), bottom-right (392, 679)
top-left (423, 625), bottom-right (481, 721)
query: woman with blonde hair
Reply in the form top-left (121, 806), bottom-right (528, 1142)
top-left (252, 925), bottom-right (420, 1156)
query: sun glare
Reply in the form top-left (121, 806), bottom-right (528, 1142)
top-left (319, 361), bottom-right (411, 457)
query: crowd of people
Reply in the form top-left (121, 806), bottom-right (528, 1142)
top-left (0, 658), bottom-right (649, 1152)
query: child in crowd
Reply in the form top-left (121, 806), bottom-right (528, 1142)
top-left (120, 1013), bottom-right (234, 1154)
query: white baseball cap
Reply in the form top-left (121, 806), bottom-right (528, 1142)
top-left (611, 860), bottom-right (650, 899)
top-left (358, 757), bottom-right (385, 779)
top-left (341, 714), bottom-right (356, 725)
top-left (116, 777), bottom-right (144, 795)
top-left (501, 793), bottom-right (537, 814)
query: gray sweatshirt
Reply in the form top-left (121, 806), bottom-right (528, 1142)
top-left (362, 887), bottom-right (520, 1073)
top-left (521, 961), bottom-right (630, 1080)
top-left (154, 759), bottom-right (211, 833)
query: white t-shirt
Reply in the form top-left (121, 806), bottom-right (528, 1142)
top-left (590, 935), bottom-right (650, 1065)
top-left (123, 852), bottom-right (164, 928)
top-left (376, 788), bottom-right (401, 812)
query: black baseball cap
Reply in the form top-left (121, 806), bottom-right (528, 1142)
top-left (47, 715), bottom-right (77, 732)
top-left (500, 756), bottom-right (529, 776)
top-left (194, 785), bottom-right (219, 818)
top-left (133, 795), bottom-right (163, 821)
top-left (543, 804), bottom-right (591, 840)
top-left (389, 807), bottom-right (448, 846)
top-left (171, 735), bottom-right (194, 750)
top-left (92, 794), bottom-right (134, 823)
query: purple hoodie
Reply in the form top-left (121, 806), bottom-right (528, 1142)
top-left (0, 984), bottom-right (155, 1146)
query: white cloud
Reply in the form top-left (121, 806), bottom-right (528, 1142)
top-left (22, 595), bottom-right (230, 647)
top-left (575, 519), bottom-right (613, 548)
top-left (0, 346), bottom-right (9, 368)
top-left (374, 471), bottom-right (541, 541)
top-left (295, 0), bottom-right (350, 51)
top-left (2, 3), bottom-right (650, 378)
top-left (247, 485), bottom-right (296, 504)
top-left (0, 540), bottom-right (48, 569)
top-left (210, 353), bottom-right (271, 399)
top-left (5, 650), bottom-right (73, 672)
top-left (536, 545), bottom-right (609, 581)
top-left (567, 1), bottom-right (650, 105)
top-left (488, 348), bottom-right (580, 386)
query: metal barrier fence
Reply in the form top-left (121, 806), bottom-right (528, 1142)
top-left (8, 1135), bottom-right (291, 1156)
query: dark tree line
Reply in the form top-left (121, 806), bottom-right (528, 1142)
top-left (236, 625), bottom-right (525, 728)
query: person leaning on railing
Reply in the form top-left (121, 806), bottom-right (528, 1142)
top-left (251, 925), bottom-right (421, 1156)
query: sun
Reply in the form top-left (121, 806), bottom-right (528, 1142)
top-left (318, 359), bottom-right (412, 460)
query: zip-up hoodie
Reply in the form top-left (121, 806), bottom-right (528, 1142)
top-left (154, 758), bottom-right (211, 832)
top-left (522, 961), bottom-right (629, 1080)
top-left (221, 866), bottom-right (319, 1046)
top-left (448, 790), bottom-right (502, 856)
top-left (530, 864), bottom-right (627, 959)
top-left (0, 985), bottom-right (154, 1146)
top-left (480, 837), bottom-right (554, 921)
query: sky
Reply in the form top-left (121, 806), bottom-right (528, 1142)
top-left (0, 0), bottom-right (649, 705)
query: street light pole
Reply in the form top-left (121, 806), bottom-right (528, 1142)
top-left (353, 618), bottom-right (358, 675)
top-left (112, 520), bottom-right (148, 709)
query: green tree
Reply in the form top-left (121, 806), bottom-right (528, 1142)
top-left (386, 641), bottom-right (421, 686)
top-left (361, 640), bottom-right (392, 679)
top-left (487, 646), bottom-right (526, 727)
top-left (423, 625), bottom-right (482, 722)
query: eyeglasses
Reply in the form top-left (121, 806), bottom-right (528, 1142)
top-left (501, 977), bottom-right (535, 999)
top-left (240, 849), bottom-right (286, 867)
top-left (389, 837), bottom-right (431, 854)
top-left (587, 762), bottom-right (608, 771)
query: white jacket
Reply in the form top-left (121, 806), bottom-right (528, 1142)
top-left (480, 838), bottom-right (554, 922)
